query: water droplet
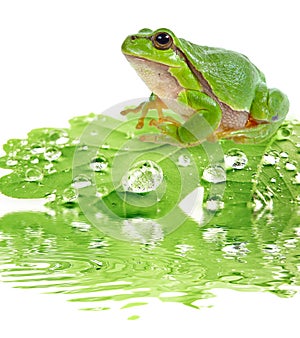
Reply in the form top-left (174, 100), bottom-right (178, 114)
top-left (44, 147), bottom-right (62, 161)
top-left (95, 186), bottom-right (109, 198)
top-left (25, 168), bottom-right (44, 182)
top-left (6, 159), bottom-right (18, 166)
top-left (177, 154), bottom-right (191, 167)
top-left (121, 160), bottom-right (163, 193)
top-left (8, 150), bottom-right (17, 158)
top-left (279, 151), bottom-right (289, 158)
top-left (285, 162), bottom-right (297, 171)
top-left (89, 156), bottom-right (108, 172)
top-left (175, 244), bottom-right (193, 255)
top-left (48, 130), bottom-right (69, 145)
top-left (71, 221), bottom-right (91, 232)
top-left (263, 244), bottom-right (280, 255)
top-left (22, 154), bottom-right (31, 161)
top-left (262, 151), bottom-right (280, 166)
top-left (293, 172), bottom-right (300, 185)
top-left (203, 227), bottom-right (227, 243)
top-left (72, 138), bottom-right (80, 145)
top-left (202, 165), bottom-right (226, 183)
top-left (72, 175), bottom-right (92, 189)
top-left (224, 149), bottom-right (248, 170)
top-left (79, 144), bottom-right (89, 151)
top-left (90, 130), bottom-right (98, 136)
top-left (30, 143), bottom-right (45, 155)
top-left (45, 192), bottom-right (56, 202)
top-left (222, 242), bottom-right (250, 259)
top-left (30, 156), bottom-right (39, 164)
top-left (56, 136), bottom-right (69, 145)
top-left (20, 139), bottom-right (28, 146)
top-left (276, 126), bottom-right (292, 140)
top-left (44, 162), bottom-right (57, 174)
top-left (122, 218), bottom-right (163, 243)
top-left (62, 187), bottom-right (78, 203)
top-left (205, 195), bottom-right (224, 211)
top-left (101, 144), bottom-right (110, 149)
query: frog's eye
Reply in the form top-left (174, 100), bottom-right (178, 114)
top-left (152, 32), bottom-right (173, 50)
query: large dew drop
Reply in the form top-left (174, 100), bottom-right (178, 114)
top-left (121, 160), bottom-right (163, 193)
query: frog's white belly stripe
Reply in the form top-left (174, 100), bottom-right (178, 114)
top-left (125, 55), bottom-right (182, 99)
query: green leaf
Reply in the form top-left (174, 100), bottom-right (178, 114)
top-left (0, 112), bottom-right (299, 218)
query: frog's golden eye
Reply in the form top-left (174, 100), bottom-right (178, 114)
top-left (152, 32), bottom-right (173, 50)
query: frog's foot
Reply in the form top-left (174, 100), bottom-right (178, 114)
top-left (143, 118), bottom-right (183, 145)
top-left (149, 116), bottom-right (181, 129)
top-left (120, 101), bottom-right (146, 128)
top-left (120, 96), bottom-right (169, 130)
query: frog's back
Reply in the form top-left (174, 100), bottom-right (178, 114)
top-left (178, 38), bottom-right (264, 111)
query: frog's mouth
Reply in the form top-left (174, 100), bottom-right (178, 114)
top-left (124, 55), bottom-right (183, 100)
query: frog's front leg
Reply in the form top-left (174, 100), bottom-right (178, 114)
top-left (142, 90), bottom-right (222, 146)
top-left (121, 93), bottom-right (169, 129)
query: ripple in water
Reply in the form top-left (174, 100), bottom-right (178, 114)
top-left (0, 204), bottom-right (300, 313)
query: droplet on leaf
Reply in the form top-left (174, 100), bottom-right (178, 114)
top-left (177, 154), bottom-right (191, 167)
top-left (30, 143), bottom-right (45, 155)
top-left (224, 149), bottom-right (248, 170)
top-left (276, 126), bottom-right (292, 140)
top-left (6, 159), bottom-right (18, 166)
top-left (25, 168), bottom-right (44, 182)
top-left (62, 187), bottom-right (78, 203)
top-left (89, 156), bottom-right (108, 172)
top-left (205, 195), bottom-right (224, 211)
top-left (72, 175), bottom-right (92, 189)
top-left (262, 151), bottom-right (280, 166)
top-left (96, 186), bottom-right (109, 198)
top-left (285, 162), bottom-right (297, 171)
top-left (44, 147), bottom-right (62, 162)
top-left (121, 160), bottom-right (163, 193)
top-left (202, 165), bottom-right (226, 183)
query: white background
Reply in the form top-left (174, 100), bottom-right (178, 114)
top-left (0, 0), bottom-right (299, 337)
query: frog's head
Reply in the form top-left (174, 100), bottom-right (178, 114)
top-left (121, 28), bottom-right (182, 67)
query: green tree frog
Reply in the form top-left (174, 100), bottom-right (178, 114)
top-left (121, 28), bottom-right (289, 146)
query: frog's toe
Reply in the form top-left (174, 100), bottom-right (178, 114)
top-left (268, 88), bottom-right (289, 122)
top-left (136, 117), bottom-right (145, 129)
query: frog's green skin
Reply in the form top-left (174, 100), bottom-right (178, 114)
top-left (121, 28), bottom-right (289, 145)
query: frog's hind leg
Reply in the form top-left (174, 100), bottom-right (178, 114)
top-left (251, 84), bottom-right (289, 124)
